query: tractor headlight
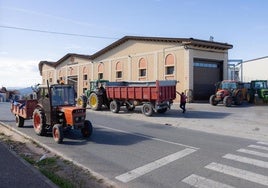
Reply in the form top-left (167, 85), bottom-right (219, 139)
top-left (74, 116), bottom-right (85, 123)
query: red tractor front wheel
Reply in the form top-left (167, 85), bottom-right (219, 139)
top-left (52, 124), bottom-right (63, 144)
top-left (81, 120), bottom-right (93, 138)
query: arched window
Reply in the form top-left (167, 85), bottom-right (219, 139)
top-left (98, 63), bottom-right (104, 79)
top-left (82, 66), bottom-right (88, 88)
top-left (58, 70), bottom-right (64, 83)
top-left (138, 58), bottom-right (147, 80)
top-left (49, 72), bottom-right (53, 83)
top-left (165, 54), bottom-right (175, 79)
top-left (83, 67), bottom-right (88, 81)
top-left (69, 67), bottom-right (73, 75)
top-left (59, 70), bottom-right (62, 80)
top-left (116, 61), bottom-right (122, 79)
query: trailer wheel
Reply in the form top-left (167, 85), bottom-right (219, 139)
top-left (89, 93), bottom-right (103, 110)
top-left (209, 95), bottom-right (218, 106)
top-left (110, 100), bottom-right (120, 113)
top-left (81, 120), bottom-right (93, 137)
top-left (52, 124), bottom-right (63, 144)
top-left (15, 115), bottom-right (25, 127)
top-left (142, 103), bottom-right (153, 116)
top-left (223, 96), bottom-right (232, 107)
top-left (33, 108), bottom-right (46, 136)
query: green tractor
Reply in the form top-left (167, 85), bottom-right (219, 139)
top-left (77, 80), bottom-right (110, 110)
top-left (247, 80), bottom-right (268, 104)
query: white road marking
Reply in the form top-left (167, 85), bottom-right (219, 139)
top-left (205, 162), bottom-right (268, 186)
top-left (248, 144), bottom-right (268, 151)
top-left (182, 174), bottom-right (235, 188)
top-left (96, 124), bottom-right (199, 150)
top-left (115, 148), bottom-right (196, 183)
top-left (257, 141), bottom-right (268, 146)
top-left (223, 153), bottom-right (268, 168)
top-left (237, 148), bottom-right (268, 158)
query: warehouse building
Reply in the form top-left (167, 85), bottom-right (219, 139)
top-left (239, 56), bottom-right (268, 82)
top-left (39, 36), bottom-right (233, 101)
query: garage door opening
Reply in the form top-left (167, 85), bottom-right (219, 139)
top-left (193, 59), bottom-right (223, 101)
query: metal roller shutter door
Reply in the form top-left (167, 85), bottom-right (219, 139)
top-left (193, 60), bottom-right (223, 101)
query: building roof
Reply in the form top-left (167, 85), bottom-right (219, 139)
top-left (38, 53), bottom-right (91, 75)
top-left (38, 36), bottom-right (233, 75)
top-left (90, 36), bottom-right (233, 59)
top-left (38, 61), bottom-right (55, 75)
top-left (243, 56), bottom-right (268, 63)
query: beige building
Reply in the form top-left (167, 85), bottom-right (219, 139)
top-left (39, 36), bottom-right (232, 101)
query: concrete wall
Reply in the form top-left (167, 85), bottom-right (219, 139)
top-left (242, 57), bottom-right (268, 82)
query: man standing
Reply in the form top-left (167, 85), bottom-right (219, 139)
top-left (176, 91), bottom-right (187, 113)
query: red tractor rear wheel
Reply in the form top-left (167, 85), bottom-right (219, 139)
top-left (33, 108), bottom-right (46, 136)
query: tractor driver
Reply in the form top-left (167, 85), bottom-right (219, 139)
top-left (52, 89), bottom-right (63, 106)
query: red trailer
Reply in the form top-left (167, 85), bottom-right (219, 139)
top-left (10, 99), bottom-right (38, 127)
top-left (105, 80), bottom-right (177, 116)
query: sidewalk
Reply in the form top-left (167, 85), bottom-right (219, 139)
top-left (0, 141), bottom-right (57, 188)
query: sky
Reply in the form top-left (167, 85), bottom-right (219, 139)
top-left (0, 0), bottom-right (268, 88)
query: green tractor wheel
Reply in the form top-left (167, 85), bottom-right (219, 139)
top-left (77, 96), bottom-right (87, 108)
top-left (254, 95), bottom-right (263, 105)
top-left (88, 93), bottom-right (103, 110)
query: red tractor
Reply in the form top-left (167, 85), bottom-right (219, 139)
top-left (209, 80), bottom-right (243, 107)
top-left (11, 82), bottom-right (93, 143)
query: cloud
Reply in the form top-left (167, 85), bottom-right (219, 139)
top-left (0, 57), bottom-right (41, 88)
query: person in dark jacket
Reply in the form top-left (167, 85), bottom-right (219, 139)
top-left (176, 91), bottom-right (187, 113)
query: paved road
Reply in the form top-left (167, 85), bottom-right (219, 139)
top-left (0, 102), bottom-right (268, 188)
top-left (0, 141), bottom-right (57, 188)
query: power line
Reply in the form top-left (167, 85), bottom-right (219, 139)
top-left (0, 25), bottom-right (119, 40)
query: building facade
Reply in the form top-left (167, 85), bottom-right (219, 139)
top-left (239, 56), bottom-right (268, 82)
top-left (39, 36), bottom-right (233, 101)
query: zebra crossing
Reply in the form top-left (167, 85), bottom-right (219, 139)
top-left (182, 141), bottom-right (268, 188)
